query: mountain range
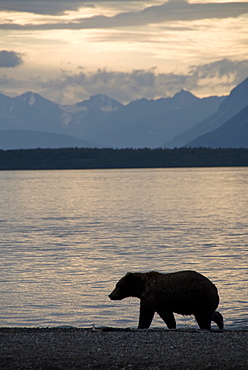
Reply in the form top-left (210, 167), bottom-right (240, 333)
top-left (0, 78), bottom-right (247, 149)
top-left (165, 78), bottom-right (248, 148)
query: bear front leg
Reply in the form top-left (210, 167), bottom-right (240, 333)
top-left (138, 300), bottom-right (155, 329)
top-left (156, 309), bottom-right (176, 329)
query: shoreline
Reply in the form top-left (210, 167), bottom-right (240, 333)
top-left (1, 148), bottom-right (248, 170)
top-left (1, 328), bottom-right (247, 369)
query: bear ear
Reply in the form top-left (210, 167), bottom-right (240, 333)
top-left (125, 272), bottom-right (133, 279)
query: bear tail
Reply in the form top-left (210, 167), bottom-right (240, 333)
top-left (212, 311), bottom-right (224, 330)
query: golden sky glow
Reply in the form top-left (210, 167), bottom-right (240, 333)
top-left (0, 1), bottom-right (248, 103)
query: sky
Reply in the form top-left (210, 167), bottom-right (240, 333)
top-left (0, 0), bottom-right (248, 104)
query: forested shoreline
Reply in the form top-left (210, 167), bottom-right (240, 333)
top-left (0, 147), bottom-right (248, 170)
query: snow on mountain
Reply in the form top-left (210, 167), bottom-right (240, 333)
top-left (18, 92), bottom-right (59, 109)
top-left (75, 94), bottom-right (122, 113)
top-left (22, 92), bottom-right (36, 106)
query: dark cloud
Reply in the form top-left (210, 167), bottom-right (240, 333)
top-left (0, 1), bottom-right (93, 15)
top-left (1, 1), bottom-right (248, 30)
top-left (0, 0), bottom-right (144, 15)
top-left (0, 50), bottom-right (24, 68)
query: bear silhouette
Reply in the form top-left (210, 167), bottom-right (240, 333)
top-left (109, 270), bottom-right (223, 330)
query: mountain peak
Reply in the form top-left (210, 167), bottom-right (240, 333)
top-left (166, 89), bottom-right (199, 110)
top-left (18, 92), bottom-right (58, 108)
top-left (76, 94), bottom-right (122, 113)
top-left (229, 77), bottom-right (248, 96)
top-left (173, 89), bottom-right (198, 100)
top-left (20, 92), bottom-right (39, 106)
top-left (218, 77), bottom-right (248, 113)
top-left (177, 89), bottom-right (192, 95)
top-left (89, 94), bottom-right (111, 102)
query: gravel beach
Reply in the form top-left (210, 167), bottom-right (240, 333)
top-left (0, 327), bottom-right (247, 369)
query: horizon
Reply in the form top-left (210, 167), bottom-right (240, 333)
top-left (0, 81), bottom-right (239, 107)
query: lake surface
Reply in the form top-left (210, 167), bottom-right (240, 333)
top-left (0, 168), bottom-right (247, 329)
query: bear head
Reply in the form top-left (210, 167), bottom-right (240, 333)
top-left (108, 272), bottom-right (143, 300)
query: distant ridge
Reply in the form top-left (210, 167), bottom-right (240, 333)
top-left (0, 130), bottom-right (101, 150)
top-left (186, 105), bottom-right (248, 148)
top-left (165, 77), bottom-right (248, 148)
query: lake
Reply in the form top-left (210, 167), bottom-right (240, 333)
top-left (0, 168), bottom-right (247, 329)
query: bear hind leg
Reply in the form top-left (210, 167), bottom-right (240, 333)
top-left (194, 312), bottom-right (212, 330)
top-left (212, 311), bottom-right (224, 330)
top-left (157, 309), bottom-right (176, 329)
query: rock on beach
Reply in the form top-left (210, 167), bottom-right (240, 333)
top-left (0, 327), bottom-right (247, 369)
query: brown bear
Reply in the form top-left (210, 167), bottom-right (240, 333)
top-left (109, 270), bottom-right (223, 330)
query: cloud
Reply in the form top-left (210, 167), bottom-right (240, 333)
top-left (0, 50), bottom-right (24, 68)
top-left (1, 58), bottom-right (246, 104)
top-left (189, 59), bottom-right (248, 86)
top-left (1, 1), bottom-right (248, 30)
top-left (0, 0), bottom-right (144, 15)
top-left (0, 1), bottom-right (93, 15)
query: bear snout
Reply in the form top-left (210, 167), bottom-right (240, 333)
top-left (108, 291), bottom-right (117, 300)
top-left (108, 293), bottom-right (114, 300)
top-left (109, 288), bottom-right (121, 300)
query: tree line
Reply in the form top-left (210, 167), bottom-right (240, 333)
top-left (0, 147), bottom-right (248, 170)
